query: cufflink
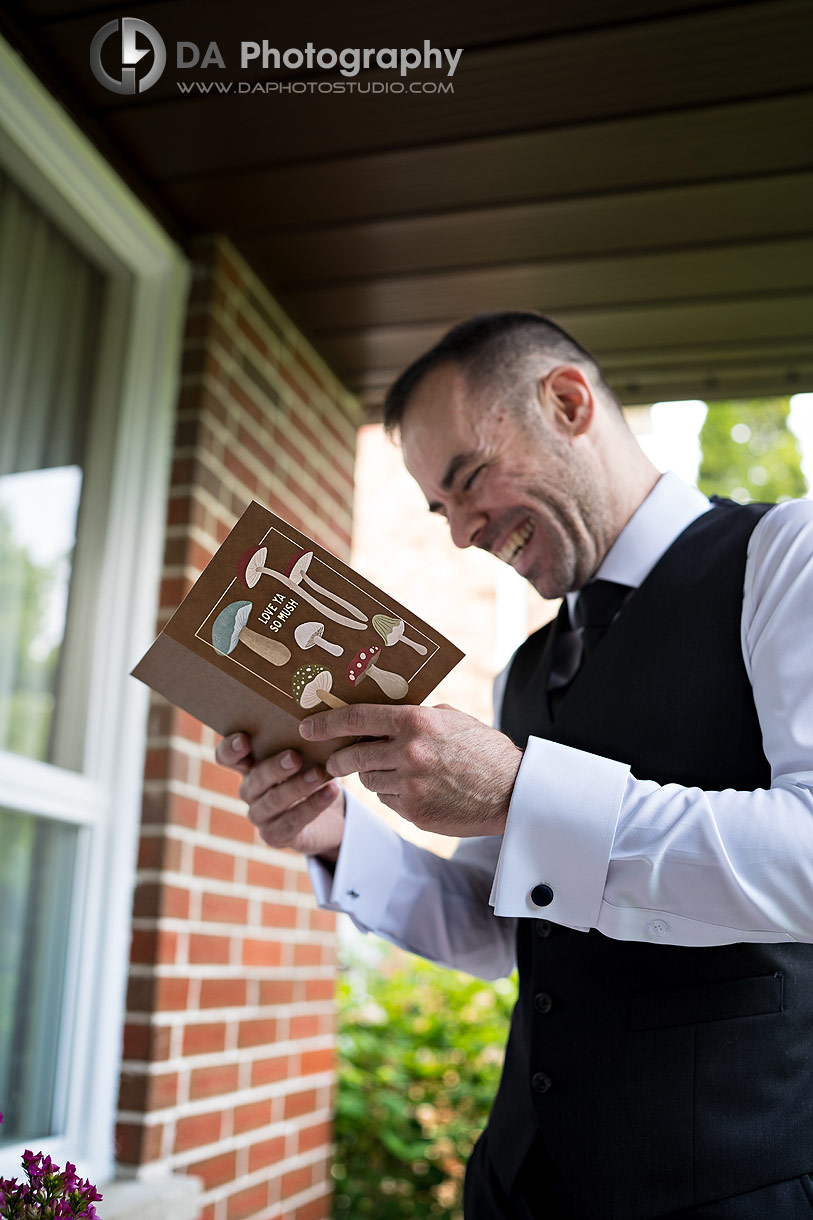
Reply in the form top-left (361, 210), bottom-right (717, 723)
top-left (530, 883), bottom-right (554, 908)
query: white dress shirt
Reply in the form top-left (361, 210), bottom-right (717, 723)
top-left (309, 474), bottom-right (813, 977)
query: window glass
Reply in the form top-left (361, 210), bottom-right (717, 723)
top-left (0, 168), bottom-right (103, 768)
top-left (0, 808), bottom-right (77, 1143)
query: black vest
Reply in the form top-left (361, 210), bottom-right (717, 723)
top-left (490, 500), bottom-right (813, 1220)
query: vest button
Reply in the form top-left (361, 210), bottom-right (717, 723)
top-left (533, 992), bottom-right (553, 1014)
top-left (530, 883), bottom-right (554, 907)
top-left (532, 1071), bottom-right (552, 1094)
top-left (535, 920), bottom-right (553, 938)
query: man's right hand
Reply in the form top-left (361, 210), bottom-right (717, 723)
top-left (214, 734), bottom-right (346, 864)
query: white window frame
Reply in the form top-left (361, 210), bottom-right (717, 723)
top-left (0, 33), bottom-right (189, 1184)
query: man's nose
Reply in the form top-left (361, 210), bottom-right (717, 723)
top-left (448, 508), bottom-right (487, 549)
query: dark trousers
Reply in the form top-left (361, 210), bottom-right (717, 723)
top-left (463, 1129), bottom-right (813, 1220)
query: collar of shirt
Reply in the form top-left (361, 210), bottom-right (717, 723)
top-left (566, 472), bottom-right (711, 614)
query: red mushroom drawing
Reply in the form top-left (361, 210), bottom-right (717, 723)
top-left (285, 549), bottom-right (367, 622)
top-left (236, 545), bottom-right (368, 630)
top-left (346, 643), bottom-right (409, 700)
top-left (372, 614), bottom-right (428, 655)
top-left (211, 600), bottom-right (292, 666)
top-left (292, 663), bottom-right (347, 710)
top-left (294, 620), bottom-right (344, 657)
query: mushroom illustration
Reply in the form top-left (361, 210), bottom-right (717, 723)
top-left (292, 664), bottom-right (347, 710)
top-left (236, 545), bottom-right (367, 631)
top-left (211, 600), bottom-right (291, 666)
top-left (294, 621), bottom-right (344, 657)
top-left (372, 614), bottom-right (428, 655)
top-left (347, 643), bottom-right (409, 700)
top-left (285, 549), bottom-right (367, 622)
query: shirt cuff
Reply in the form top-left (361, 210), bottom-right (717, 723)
top-left (490, 736), bottom-right (629, 927)
top-left (307, 787), bottom-right (404, 931)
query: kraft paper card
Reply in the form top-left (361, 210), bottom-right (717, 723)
top-left (132, 501), bottom-right (465, 765)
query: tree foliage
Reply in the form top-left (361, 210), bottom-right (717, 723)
top-left (334, 948), bottom-right (516, 1220)
top-left (698, 398), bottom-right (807, 503)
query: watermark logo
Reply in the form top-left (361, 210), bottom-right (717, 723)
top-left (90, 17), bottom-right (166, 94)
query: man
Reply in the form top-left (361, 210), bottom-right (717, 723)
top-left (217, 312), bottom-right (813, 1219)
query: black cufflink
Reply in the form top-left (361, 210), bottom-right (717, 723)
top-left (530, 883), bottom-right (554, 907)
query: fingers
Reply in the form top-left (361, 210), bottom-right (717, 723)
top-left (256, 782), bottom-right (340, 850)
top-left (300, 703), bottom-right (410, 743)
top-left (325, 739), bottom-right (395, 780)
top-left (239, 748), bottom-right (303, 805)
top-left (215, 732), bottom-right (254, 774)
top-left (242, 760), bottom-right (330, 824)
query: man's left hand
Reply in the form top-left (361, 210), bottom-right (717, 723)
top-left (300, 703), bottom-right (522, 838)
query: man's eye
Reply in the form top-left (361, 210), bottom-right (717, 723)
top-left (463, 465), bottom-right (486, 492)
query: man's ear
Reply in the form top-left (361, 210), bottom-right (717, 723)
top-left (537, 365), bottom-right (594, 437)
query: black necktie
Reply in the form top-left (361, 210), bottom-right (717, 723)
top-left (548, 579), bottom-right (633, 711)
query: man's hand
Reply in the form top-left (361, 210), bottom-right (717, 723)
top-left (301, 703), bottom-right (522, 838)
top-left (214, 734), bottom-right (346, 862)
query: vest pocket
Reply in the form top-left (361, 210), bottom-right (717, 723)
top-left (629, 971), bottom-right (784, 1031)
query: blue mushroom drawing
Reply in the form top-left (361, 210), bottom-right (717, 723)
top-left (211, 600), bottom-right (291, 666)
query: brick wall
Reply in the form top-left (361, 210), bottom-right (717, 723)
top-left (118, 236), bottom-right (362, 1220)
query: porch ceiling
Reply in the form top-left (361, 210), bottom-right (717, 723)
top-left (2, 0), bottom-right (812, 409)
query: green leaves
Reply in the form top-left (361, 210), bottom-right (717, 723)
top-left (698, 398), bottom-right (807, 505)
top-left (334, 949), bottom-right (517, 1219)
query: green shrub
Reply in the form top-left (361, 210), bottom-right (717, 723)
top-left (333, 947), bottom-right (516, 1220)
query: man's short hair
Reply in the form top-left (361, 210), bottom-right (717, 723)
top-left (383, 310), bottom-right (620, 435)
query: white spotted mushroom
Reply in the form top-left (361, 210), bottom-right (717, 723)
top-left (236, 545), bottom-right (367, 630)
top-left (211, 600), bottom-right (291, 666)
top-left (292, 664), bottom-right (347, 710)
top-left (347, 643), bottom-right (408, 700)
top-left (294, 620), bottom-right (344, 657)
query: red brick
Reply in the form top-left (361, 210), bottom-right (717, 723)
top-left (189, 933), bottom-right (231, 965)
top-left (262, 902), bottom-right (298, 929)
top-left (201, 891), bottom-right (249, 924)
top-left (200, 759), bottom-right (242, 799)
top-left (200, 977), bottom-right (247, 1009)
top-left (175, 1110), bottom-right (222, 1153)
top-left (251, 1054), bottom-right (290, 1087)
top-left (189, 1149), bottom-right (237, 1191)
top-left (248, 1135), bottom-right (285, 1174)
top-left (308, 907), bottom-right (336, 933)
top-left (289, 1014), bottom-right (321, 1040)
top-left (227, 1181), bottom-right (271, 1220)
top-left (301, 1048), bottom-right (335, 1077)
top-left (298, 1120), bottom-right (333, 1154)
top-left (190, 1063), bottom-right (239, 1101)
top-left (151, 976), bottom-right (190, 1012)
top-left (115, 1120), bottom-right (164, 1165)
top-left (283, 1088), bottom-right (317, 1120)
top-left (295, 1194), bottom-right (333, 1220)
top-left (237, 1018), bottom-right (277, 1048)
top-left (209, 807), bottom-right (255, 846)
top-left (182, 1021), bottom-right (228, 1057)
top-left (168, 795), bottom-right (201, 828)
top-left (260, 979), bottom-right (296, 1006)
top-left (193, 846), bottom-right (236, 883)
top-left (243, 938), bottom-right (283, 967)
top-left (130, 928), bottom-right (179, 966)
top-left (233, 1099), bottom-right (272, 1134)
top-left (304, 979), bottom-right (335, 1003)
top-left (281, 1165), bottom-right (312, 1199)
top-left (292, 944), bottom-right (323, 968)
top-left (247, 859), bottom-right (287, 890)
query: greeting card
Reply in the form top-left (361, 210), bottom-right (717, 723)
top-left (132, 502), bottom-right (465, 764)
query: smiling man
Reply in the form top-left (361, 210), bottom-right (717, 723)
top-left (217, 311), bottom-right (813, 1220)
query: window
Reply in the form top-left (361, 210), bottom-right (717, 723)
top-left (0, 34), bottom-right (188, 1181)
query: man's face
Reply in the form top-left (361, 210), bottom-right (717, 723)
top-left (399, 363), bottom-right (603, 598)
